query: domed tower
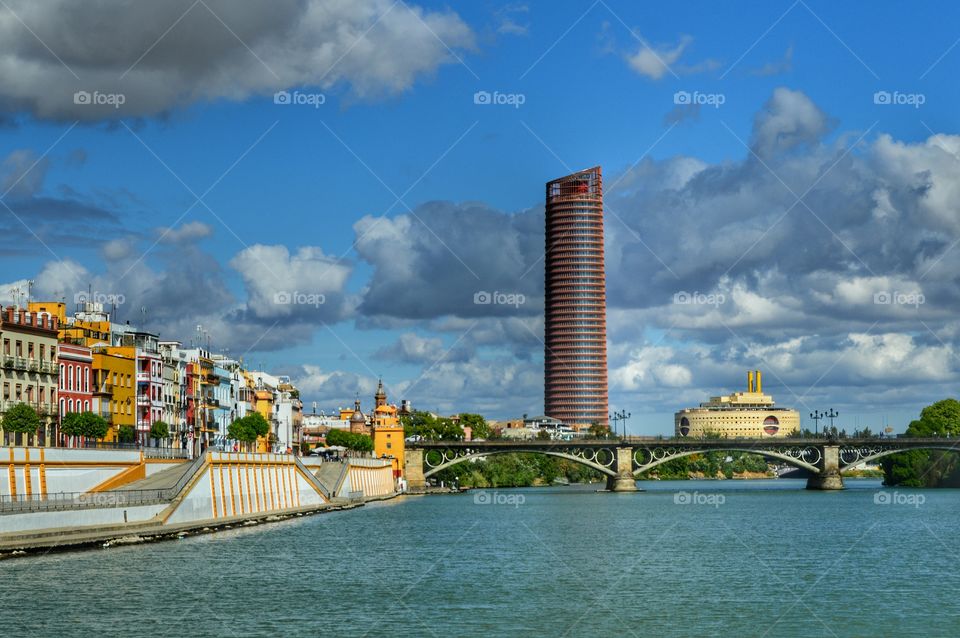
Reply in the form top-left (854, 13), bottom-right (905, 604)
top-left (374, 377), bottom-right (387, 408)
top-left (349, 398), bottom-right (367, 434)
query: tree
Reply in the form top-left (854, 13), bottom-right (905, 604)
top-left (245, 412), bottom-right (271, 440)
top-left (326, 428), bottom-right (373, 452)
top-left (61, 411), bottom-right (109, 443)
top-left (150, 420), bottom-right (170, 441)
top-left (402, 410), bottom-right (464, 441)
top-left (458, 413), bottom-right (490, 439)
top-left (228, 413), bottom-right (272, 452)
top-left (3, 403), bottom-right (40, 444)
top-left (882, 399), bottom-right (960, 487)
top-left (536, 429), bottom-right (551, 440)
top-left (118, 424), bottom-right (136, 443)
top-left (588, 422), bottom-right (611, 439)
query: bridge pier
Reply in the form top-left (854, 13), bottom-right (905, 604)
top-left (607, 447), bottom-right (639, 492)
top-left (404, 449), bottom-right (426, 492)
top-left (806, 445), bottom-right (844, 490)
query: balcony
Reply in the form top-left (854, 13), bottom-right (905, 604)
top-left (0, 400), bottom-right (58, 416)
top-left (136, 395), bottom-right (151, 407)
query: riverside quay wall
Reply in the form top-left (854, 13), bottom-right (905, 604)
top-left (0, 448), bottom-right (398, 552)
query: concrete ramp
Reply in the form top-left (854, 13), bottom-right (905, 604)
top-left (310, 461), bottom-right (349, 496)
top-left (116, 461), bottom-right (196, 492)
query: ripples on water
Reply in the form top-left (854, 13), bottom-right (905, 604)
top-left (3, 479), bottom-right (958, 637)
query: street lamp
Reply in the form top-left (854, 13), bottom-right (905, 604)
top-left (826, 409), bottom-right (839, 432)
top-left (809, 410), bottom-right (824, 436)
top-left (609, 410), bottom-right (631, 441)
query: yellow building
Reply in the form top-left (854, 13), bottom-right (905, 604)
top-left (371, 379), bottom-right (404, 477)
top-left (91, 347), bottom-right (136, 440)
top-left (675, 370), bottom-right (800, 438)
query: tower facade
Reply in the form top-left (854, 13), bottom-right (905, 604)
top-left (544, 166), bottom-right (608, 429)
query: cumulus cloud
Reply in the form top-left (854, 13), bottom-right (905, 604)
top-left (0, 0), bottom-right (475, 121)
top-left (230, 244), bottom-right (354, 321)
top-left (354, 201), bottom-right (544, 319)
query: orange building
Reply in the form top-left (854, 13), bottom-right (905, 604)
top-left (371, 379), bottom-right (404, 477)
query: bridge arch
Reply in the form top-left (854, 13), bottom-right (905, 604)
top-left (839, 444), bottom-right (960, 473)
top-left (421, 448), bottom-right (618, 478)
top-left (632, 447), bottom-right (822, 476)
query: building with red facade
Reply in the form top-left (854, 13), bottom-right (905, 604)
top-left (58, 342), bottom-right (93, 440)
top-left (543, 166), bottom-right (608, 429)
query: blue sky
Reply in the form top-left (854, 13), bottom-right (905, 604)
top-left (2, 0), bottom-right (960, 433)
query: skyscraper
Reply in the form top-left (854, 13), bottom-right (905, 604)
top-left (543, 166), bottom-right (608, 429)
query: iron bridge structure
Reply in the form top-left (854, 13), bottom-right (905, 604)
top-left (403, 437), bottom-right (960, 491)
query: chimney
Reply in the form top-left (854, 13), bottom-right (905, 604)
top-left (747, 370), bottom-right (754, 393)
top-left (756, 370), bottom-right (763, 393)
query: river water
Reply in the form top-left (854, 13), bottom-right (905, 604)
top-left (4, 479), bottom-right (958, 637)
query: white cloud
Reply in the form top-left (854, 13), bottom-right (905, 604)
top-left (0, 0), bottom-right (475, 120)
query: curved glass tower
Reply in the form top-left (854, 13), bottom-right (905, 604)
top-left (544, 166), bottom-right (608, 429)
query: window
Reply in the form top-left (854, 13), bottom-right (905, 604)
top-left (84, 400), bottom-right (90, 412)
top-left (15, 341), bottom-right (22, 356)
top-left (28, 343), bottom-right (34, 358)
top-left (2, 339), bottom-right (8, 355)
top-left (2, 383), bottom-right (8, 400)
top-left (68, 364), bottom-right (74, 391)
top-left (85, 368), bottom-right (90, 392)
top-left (68, 399), bottom-right (73, 413)
top-left (59, 399), bottom-right (65, 415)
top-left (59, 363), bottom-right (64, 387)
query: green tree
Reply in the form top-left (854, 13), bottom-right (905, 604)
top-left (150, 420), bottom-right (170, 441)
top-left (880, 399), bottom-right (960, 487)
top-left (245, 412), bottom-right (271, 440)
top-left (326, 428), bottom-right (373, 452)
top-left (62, 411), bottom-right (109, 442)
top-left (883, 399), bottom-right (960, 487)
top-left (588, 422), bottom-right (611, 439)
top-left (3, 403), bottom-right (40, 444)
top-left (402, 410), bottom-right (464, 441)
top-left (61, 412), bottom-right (84, 439)
top-left (118, 424), bottom-right (136, 443)
top-left (458, 413), bottom-right (490, 439)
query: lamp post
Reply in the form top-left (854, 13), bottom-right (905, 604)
top-left (809, 410), bottom-right (824, 436)
top-left (609, 409), bottom-right (631, 441)
top-left (826, 408), bottom-right (839, 433)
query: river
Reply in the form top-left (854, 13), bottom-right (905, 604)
top-left (4, 479), bottom-right (958, 637)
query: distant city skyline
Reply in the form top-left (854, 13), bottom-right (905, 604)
top-left (1, 1), bottom-right (959, 433)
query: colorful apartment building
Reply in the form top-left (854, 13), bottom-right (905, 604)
top-left (0, 306), bottom-right (60, 445)
top-left (57, 342), bottom-right (93, 442)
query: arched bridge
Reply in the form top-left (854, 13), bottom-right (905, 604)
top-left (404, 437), bottom-right (960, 491)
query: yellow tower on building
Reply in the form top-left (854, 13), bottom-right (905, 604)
top-left (371, 379), bottom-right (404, 477)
